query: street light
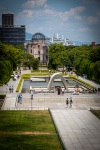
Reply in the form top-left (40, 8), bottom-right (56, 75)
top-left (31, 93), bottom-right (33, 110)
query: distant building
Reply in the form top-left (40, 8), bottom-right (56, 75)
top-left (0, 13), bottom-right (25, 45)
top-left (25, 32), bottom-right (48, 65)
top-left (2, 13), bottom-right (14, 27)
top-left (92, 42), bottom-right (100, 49)
top-left (49, 33), bottom-right (75, 46)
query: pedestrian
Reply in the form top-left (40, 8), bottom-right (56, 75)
top-left (69, 97), bottom-right (73, 108)
top-left (5, 84), bottom-right (8, 93)
top-left (18, 93), bottom-right (22, 104)
top-left (11, 85), bottom-right (14, 93)
top-left (58, 87), bottom-right (61, 95)
top-left (66, 98), bottom-right (69, 107)
top-left (18, 93), bottom-right (20, 103)
top-left (20, 93), bottom-right (22, 103)
top-left (9, 86), bottom-right (11, 93)
top-left (31, 92), bottom-right (33, 100)
top-left (62, 87), bottom-right (65, 95)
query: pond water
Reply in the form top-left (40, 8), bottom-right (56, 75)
top-left (22, 79), bottom-right (80, 93)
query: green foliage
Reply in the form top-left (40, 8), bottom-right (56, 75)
top-left (0, 42), bottom-right (24, 83)
top-left (76, 59), bottom-right (91, 77)
top-left (89, 48), bottom-right (100, 62)
top-left (33, 58), bottom-right (39, 70)
top-left (23, 53), bottom-right (39, 70)
top-left (92, 61), bottom-right (100, 83)
top-left (0, 61), bottom-right (11, 84)
top-left (16, 77), bottom-right (23, 92)
top-left (48, 43), bottom-right (67, 69)
top-left (49, 44), bottom-right (100, 83)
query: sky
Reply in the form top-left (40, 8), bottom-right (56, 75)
top-left (0, 0), bottom-right (100, 43)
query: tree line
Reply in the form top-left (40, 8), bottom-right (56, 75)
top-left (48, 43), bottom-right (100, 83)
top-left (0, 42), bottom-right (39, 84)
top-left (0, 41), bottom-right (100, 84)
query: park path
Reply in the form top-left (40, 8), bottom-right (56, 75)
top-left (50, 109), bottom-right (100, 150)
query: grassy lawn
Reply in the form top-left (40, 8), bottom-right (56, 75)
top-left (0, 110), bottom-right (63, 150)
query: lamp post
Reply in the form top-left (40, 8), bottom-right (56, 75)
top-left (31, 93), bottom-right (33, 110)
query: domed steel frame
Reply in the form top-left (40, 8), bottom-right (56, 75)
top-left (32, 32), bottom-right (46, 40)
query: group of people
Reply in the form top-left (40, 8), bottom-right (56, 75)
top-left (5, 84), bottom-right (14, 93)
top-left (17, 91), bottom-right (34, 104)
top-left (66, 97), bottom-right (73, 108)
top-left (56, 87), bottom-right (65, 95)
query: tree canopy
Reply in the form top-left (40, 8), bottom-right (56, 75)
top-left (0, 42), bottom-right (39, 84)
top-left (48, 43), bottom-right (100, 83)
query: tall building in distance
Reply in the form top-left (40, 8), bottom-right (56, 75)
top-left (0, 12), bottom-right (25, 45)
top-left (2, 13), bottom-right (14, 27)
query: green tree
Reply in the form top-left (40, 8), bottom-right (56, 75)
top-left (0, 42), bottom-right (24, 83)
top-left (48, 43), bottom-right (67, 69)
top-left (23, 53), bottom-right (39, 70)
top-left (0, 61), bottom-right (8, 83)
top-left (89, 48), bottom-right (100, 62)
top-left (4, 44), bottom-right (24, 70)
top-left (93, 61), bottom-right (100, 83)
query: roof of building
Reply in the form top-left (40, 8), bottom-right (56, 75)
top-left (32, 32), bottom-right (46, 40)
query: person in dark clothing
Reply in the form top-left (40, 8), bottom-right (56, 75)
top-left (66, 98), bottom-right (69, 107)
top-left (69, 97), bottom-right (73, 108)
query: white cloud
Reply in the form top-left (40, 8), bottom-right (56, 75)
top-left (18, 5), bottom-right (86, 22)
top-left (68, 6), bottom-right (85, 14)
top-left (57, 6), bottom-right (86, 21)
top-left (79, 27), bottom-right (91, 32)
top-left (88, 16), bottom-right (99, 25)
top-left (43, 9), bottom-right (56, 15)
top-left (22, 0), bottom-right (47, 8)
top-left (17, 10), bottom-right (33, 18)
top-left (42, 6), bottom-right (86, 22)
top-left (75, 15), bottom-right (83, 21)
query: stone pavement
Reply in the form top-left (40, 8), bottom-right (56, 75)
top-left (50, 109), bottom-right (100, 150)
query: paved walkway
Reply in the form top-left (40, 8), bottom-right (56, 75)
top-left (51, 109), bottom-right (100, 150)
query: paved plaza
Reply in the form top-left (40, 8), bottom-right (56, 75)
top-left (0, 70), bottom-right (100, 150)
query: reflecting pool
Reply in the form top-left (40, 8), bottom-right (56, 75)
top-left (21, 79), bottom-right (81, 93)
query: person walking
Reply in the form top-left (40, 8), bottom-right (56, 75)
top-left (9, 86), bottom-right (11, 93)
top-left (5, 84), bottom-right (8, 93)
top-left (18, 93), bottom-right (22, 104)
top-left (62, 87), bottom-right (65, 95)
top-left (31, 90), bottom-right (34, 100)
top-left (66, 98), bottom-right (69, 108)
top-left (69, 97), bottom-right (73, 108)
top-left (11, 85), bottom-right (14, 93)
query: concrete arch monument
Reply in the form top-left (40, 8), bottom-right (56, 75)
top-left (47, 73), bottom-right (68, 91)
